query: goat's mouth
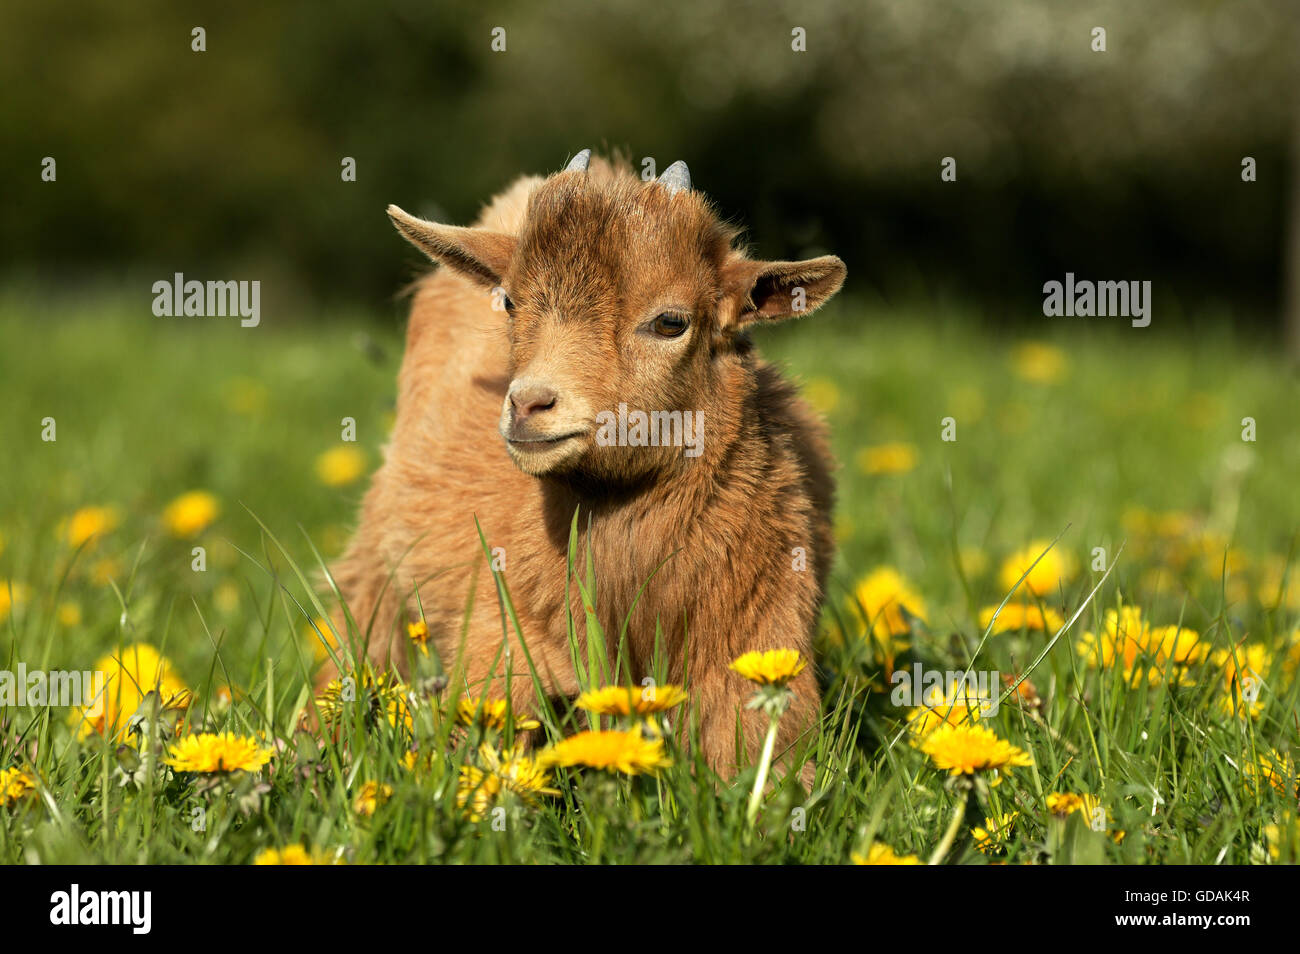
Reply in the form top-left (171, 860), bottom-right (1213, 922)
top-left (506, 430), bottom-right (587, 447)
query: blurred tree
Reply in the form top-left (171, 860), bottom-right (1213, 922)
top-left (0, 0), bottom-right (1295, 328)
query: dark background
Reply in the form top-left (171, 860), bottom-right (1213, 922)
top-left (2, 0), bottom-right (1298, 337)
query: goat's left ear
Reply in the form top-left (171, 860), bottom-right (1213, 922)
top-left (721, 255), bottom-right (847, 329)
top-left (387, 204), bottom-right (516, 288)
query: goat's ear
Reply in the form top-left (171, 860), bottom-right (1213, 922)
top-left (386, 205), bottom-right (516, 288)
top-left (721, 255), bottom-right (846, 328)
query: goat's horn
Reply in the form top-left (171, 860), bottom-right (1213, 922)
top-left (564, 148), bottom-right (591, 172)
top-left (658, 160), bottom-right (691, 195)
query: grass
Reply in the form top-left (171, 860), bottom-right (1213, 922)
top-left (1, 287), bottom-right (1298, 865)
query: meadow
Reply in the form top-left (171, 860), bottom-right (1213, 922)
top-left (1, 288), bottom-right (1297, 864)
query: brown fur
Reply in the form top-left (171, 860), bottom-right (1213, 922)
top-left (324, 155), bottom-right (845, 776)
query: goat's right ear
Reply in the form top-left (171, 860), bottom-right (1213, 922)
top-left (386, 205), bottom-right (516, 288)
top-left (719, 254), bottom-right (847, 330)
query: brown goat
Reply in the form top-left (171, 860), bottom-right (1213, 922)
top-left (324, 151), bottom-right (844, 775)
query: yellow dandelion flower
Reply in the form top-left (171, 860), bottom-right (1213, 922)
top-left (729, 649), bottom-right (807, 687)
top-left (1077, 608), bottom-right (1205, 687)
top-left (314, 663), bottom-right (408, 729)
top-left (1212, 644), bottom-right (1272, 693)
top-left (907, 700), bottom-right (983, 739)
top-left (64, 505), bottom-right (120, 548)
top-left (253, 845), bottom-right (339, 865)
top-left (538, 728), bottom-right (671, 776)
top-left (852, 841), bottom-right (921, 865)
top-left (89, 558), bottom-right (120, 585)
top-left (1263, 815), bottom-right (1300, 862)
top-left (457, 765), bottom-right (503, 822)
top-left (856, 442), bottom-right (918, 477)
top-left (315, 446), bottom-right (366, 487)
top-left (56, 602), bottom-right (83, 627)
top-left (401, 749), bottom-right (435, 774)
top-left (0, 767), bottom-right (38, 808)
top-left (920, 724), bottom-right (1033, 777)
top-left (70, 643), bottom-right (191, 740)
top-left (998, 541), bottom-right (1077, 598)
top-left (1010, 342), bottom-right (1067, 385)
top-left (353, 780), bottom-right (393, 817)
top-left (1242, 749), bottom-right (1296, 797)
top-left (303, 617), bottom-right (341, 664)
top-left (979, 603), bottom-right (1064, 635)
top-left (163, 490), bottom-right (219, 537)
top-left (1045, 792), bottom-right (1114, 834)
top-left (575, 683), bottom-right (689, 716)
top-left (455, 697), bottom-right (541, 732)
top-left (407, 618), bottom-right (431, 656)
top-left (973, 811), bottom-right (1019, 853)
top-left (163, 732), bottom-right (273, 774)
top-left (456, 744), bottom-right (559, 821)
top-left (803, 377), bottom-right (841, 415)
top-left (0, 581), bottom-right (31, 623)
top-left (849, 567), bottom-right (928, 666)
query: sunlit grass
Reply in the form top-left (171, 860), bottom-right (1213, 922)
top-left (0, 294), bottom-right (1296, 864)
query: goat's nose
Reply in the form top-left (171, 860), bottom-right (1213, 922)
top-left (509, 383), bottom-right (558, 419)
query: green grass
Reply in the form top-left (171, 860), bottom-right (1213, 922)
top-left (1, 289), bottom-right (1298, 864)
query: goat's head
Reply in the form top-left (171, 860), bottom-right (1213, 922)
top-left (387, 150), bottom-right (846, 481)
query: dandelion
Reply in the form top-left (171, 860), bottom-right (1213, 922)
top-left (848, 567), bottom-right (927, 668)
top-left (973, 811), bottom-right (1019, 853)
top-left (353, 780), bottom-right (393, 817)
top-left (64, 505), bottom-right (120, 548)
top-left (303, 617), bottom-right (341, 664)
top-left (315, 663), bottom-right (408, 730)
top-left (455, 697), bottom-right (541, 733)
top-left (1010, 342), bottom-right (1067, 385)
top-left (730, 649), bottom-right (809, 824)
top-left (906, 699), bottom-right (984, 739)
top-left (575, 684), bottom-right (689, 716)
top-left (0, 581), bottom-right (31, 623)
top-left (803, 377), bottom-right (840, 415)
top-left (457, 744), bottom-right (559, 820)
top-left (1242, 748), bottom-right (1296, 798)
top-left (315, 446), bottom-right (366, 487)
top-left (1262, 815), bottom-right (1300, 862)
top-left (70, 643), bottom-right (190, 740)
top-left (729, 650), bottom-right (807, 688)
top-left (163, 732), bottom-right (273, 774)
top-left (998, 541), bottom-right (1076, 598)
top-left (538, 728), bottom-right (671, 776)
top-left (56, 603), bottom-right (83, 627)
top-left (407, 619), bottom-right (431, 655)
top-left (852, 842), bottom-right (921, 865)
top-left (920, 724), bottom-right (1033, 778)
top-left (253, 845), bottom-right (338, 865)
top-left (856, 442), bottom-right (917, 476)
top-left (1077, 608), bottom-right (1205, 687)
top-left (979, 603), bottom-right (1064, 635)
top-left (1212, 644), bottom-right (1272, 711)
top-left (0, 767), bottom-right (37, 809)
top-left (163, 490), bottom-right (219, 537)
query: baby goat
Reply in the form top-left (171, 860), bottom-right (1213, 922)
top-left (326, 150), bottom-right (845, 775)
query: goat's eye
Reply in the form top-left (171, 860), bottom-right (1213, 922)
top-left (502, 294), bottom-right (515, 315)
top-left (652, 313), bottom-right (689, 338)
